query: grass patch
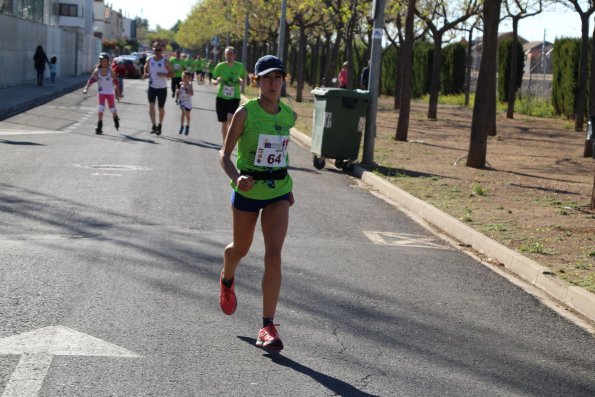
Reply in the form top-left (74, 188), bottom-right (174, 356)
top-left (471, 182), bottom-right (487, 196)
top-left (499, 95), bottom-right (556, 118)
top-left (559, 273), bottom-right (595, 293)
top-left (461, 208), bottom-right (473, 222)
top-left (574, 262), bottom-right (593, 270)
top-left (421, 93), bottom-right (473, 107)
top-left (483, 223), bottom-right (508, 232)
top-left (518, 239), bottom-right (551, 255)
top-left (421, 92), bottom-right (557, 118)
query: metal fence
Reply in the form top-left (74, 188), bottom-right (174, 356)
top-left (0, 0), bottom-right (45, 23)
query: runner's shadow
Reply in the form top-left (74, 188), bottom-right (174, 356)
top-left (237, 336), bottom-right (379, 397)
top-left (120, 134), bottom-right (157, 144)
top-left (159, 135), bottom-right (221, 150)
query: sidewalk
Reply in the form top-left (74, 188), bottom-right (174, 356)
top-left (0, 75), bottom-right (88, 121)
top-left (2, 79), bottom-right (593, 330)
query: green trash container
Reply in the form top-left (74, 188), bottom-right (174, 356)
top-left (310, 87), bottom-right (369, 170)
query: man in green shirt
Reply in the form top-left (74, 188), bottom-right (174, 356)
top-left (170, 49), bottom-right (185, 98)
top-left (194, 55), bottom-right (205, 84)
top-left (212, 46), bottom-right (247, 141)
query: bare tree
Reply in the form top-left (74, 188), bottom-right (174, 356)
top-left (385, 0), bottom-right (428, 110)
top-left (502, 0), bottom-right (543, 119)
top-left (290, 1), bottom-right (324, 101)
top-left (396, 0), bottom-right (416, 141)
top-left (415, 0), bottom-right (480, 120)
top-left (467, 0), bottom-right (502, 168)
top-left (559, 0), bottom-right (595, 131)
top-left (460, 14), bottom-right (482, 107)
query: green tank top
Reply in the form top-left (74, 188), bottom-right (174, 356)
top-left (233, 98), bottom-right (295, 200)
top-left (170, 57), bottom-right (185, 78)
top-left (213, 61), bottom-right (246, 99)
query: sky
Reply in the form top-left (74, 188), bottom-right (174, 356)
top-left (106, 0), bottom-right (583, 43)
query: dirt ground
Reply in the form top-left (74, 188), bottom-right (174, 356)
top-left (279, 85), bottom-right (595, 294)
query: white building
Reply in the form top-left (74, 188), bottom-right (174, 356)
top-left (92, 0), bottom-right (132, 40)
top-left (49, 0), bottom-right (94, 33)
top-left (0, 0), bottom-right (100, 87)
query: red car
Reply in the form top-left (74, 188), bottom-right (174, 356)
top-left (111, 56), bottom-right (141, 78)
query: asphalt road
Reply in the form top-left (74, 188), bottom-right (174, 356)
top-left (0, 79), bottom-right (593, 396)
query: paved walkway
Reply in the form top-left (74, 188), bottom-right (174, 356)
top-left (0, 75), bottom-right (88, 121)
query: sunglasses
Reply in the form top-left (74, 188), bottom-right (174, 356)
top-left (153, 48), bottom-right (162, 51)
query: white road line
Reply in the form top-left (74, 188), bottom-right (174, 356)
top-left (363, 231), bottom-right (451, 250)
top-left (0, 130), bottom-right (63, 136)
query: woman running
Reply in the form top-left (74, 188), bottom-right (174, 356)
top-left (218, 55), bottom-right (296, 351)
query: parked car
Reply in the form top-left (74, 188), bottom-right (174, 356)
top-left (111, 56), bottom-right (141, 78)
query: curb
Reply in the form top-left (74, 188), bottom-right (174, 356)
top-left (290, 127), bottom-right (595, 325)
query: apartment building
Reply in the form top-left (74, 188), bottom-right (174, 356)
top-left (92, 0), bottom-right (134, 41)
top-left (0, 0), bottom-right (101, 87)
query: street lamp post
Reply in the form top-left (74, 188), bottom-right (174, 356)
top-left (277, 0), bottom-right (287, 60)
top-left (241, 10), bottom-right (249, 93)
top-left (362, 0), bottom-right (386, 166)
top-left (278, 0), bottom-right (288, 96)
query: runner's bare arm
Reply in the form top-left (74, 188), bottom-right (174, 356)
top-left (143, 61), bottom-right (150, 79)
top-left (83, 70), bottom-right (98, 94)
top-left (164, 60), bottom-right (174, 78)
top-left (219, 107), bottom-right (253, 191)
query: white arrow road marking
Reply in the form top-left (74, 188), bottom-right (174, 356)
top-left (0, 326), bottom-right (139, 397)
top-left (363, 231), bottom-right (450, 250)
top-left (0, 130), bottom-right (62, 136)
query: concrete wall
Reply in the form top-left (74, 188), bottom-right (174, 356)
top-left (0, 13), bottom-right (100, 88)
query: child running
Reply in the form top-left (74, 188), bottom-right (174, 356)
top-left (218, 55), bottom-right (296, 351)
top-left (175, 70), bottom-right (193, 135)
top-left (83, 53), bottom-right (121, 135)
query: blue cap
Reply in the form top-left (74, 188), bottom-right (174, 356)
top-left (254, 55), bottom-right (285, 76)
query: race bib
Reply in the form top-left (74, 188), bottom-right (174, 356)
top-left (255, 134), bottom-right (289, 168)
top-left (223, 85), bottom-right (234, 97)
top-left (174, 64), bottom-right (181, 70)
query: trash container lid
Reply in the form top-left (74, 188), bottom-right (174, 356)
top-left (311, 87), bottom-right (370, 99)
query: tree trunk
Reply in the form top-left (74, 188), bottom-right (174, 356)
top-left (289, 45), bottom-right (297, 86)
top-left (344, 0), bottom-right (358, 89)
top-left (506, 18), bottom-right (520, 119)
top-left (575, 16), bottom-right (590, 132)
top-left (394, 45), bottom-right (402, 110)
top-left (395, 0), bottom-right (415, 141)
top-left (310, 38), bottom-right (320, 87)
top-left (322, 32), bottom-right (335, 86)
top-left (467, 0), bottom-right (502, 168)
top-left (427, 33), bottom-right (443, 119)
top-left (296, 25), bottom-right (307, 102)
top-left (394, 19), bottom-right (404, 110)
top-left (464, 26), bottom-right (474, 108)
top-left (590, 23), bottom-right (595, 118)
top-left (283, 22), bottom-right (290, 66)
top-left (324, 31), bottom-right (343, 87)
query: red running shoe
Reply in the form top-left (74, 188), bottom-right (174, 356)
top-left (256, 323), bottom-right (284, 351)
top-left (219, 272), bottom-right (237, 315)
